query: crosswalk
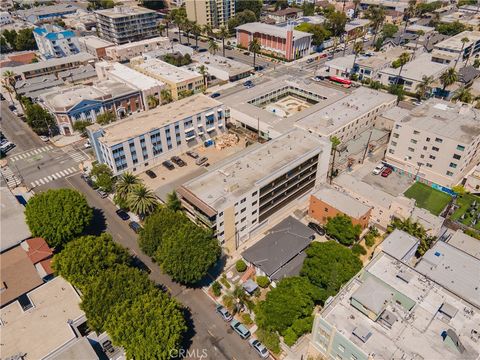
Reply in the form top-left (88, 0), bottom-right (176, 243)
top-left (9, 145), bottom-right (54, 162)
top-left (0, 165), bottom-right (21, 188)
top-left (62, 145), bottom-right (88, 163)
top-left (30, 166), bottom-right (78, 188)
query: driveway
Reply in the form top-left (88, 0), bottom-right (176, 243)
top-left (358, 161), bottom-right (413, 197)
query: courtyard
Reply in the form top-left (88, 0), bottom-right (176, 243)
top-left (403, 182), bottom-right (452, 216)
top-left (450, 193), bottom-right (480, 231)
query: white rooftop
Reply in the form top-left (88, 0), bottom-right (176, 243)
top-left (357, 47), bottom-right (410, 70)
top-left (312, 185), bottom-right (372, 219)
top-left (111, 36), bottom-right (169, 51)
top-left (447, 230), bottom-right (480, 260)
top-left (380, 53), bottom-right (448, 82)
top-left (78, 35), bottom-right (114, 49)
top-left (95, 5), bottom-right (156, 18)
top-left (434, 30), bottom-right (480, 52)
top-left (380, 228), bottom-right (419, 260)
top-left (102, 61), bottom-right (165, 90)
top-left (0, 187), bottom-right (31, 252)
top-left (192, 53), bottom-right (253, 76)
top-left (134, 57), bottom-right (201, 83)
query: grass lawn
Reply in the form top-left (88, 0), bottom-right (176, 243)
top-left (403, 182), bottom-right (452, 216)
top-left (450, 193), bottom-right (480, 231)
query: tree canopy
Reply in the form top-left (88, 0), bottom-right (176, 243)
top-left (90, 162), bottom-right (114, 192)
top-left (235, 0), bottom-right (262, 18)
top-left (1, 28), bottom-right (36, 52)
top-left (325, 214), bottom-right (361, 245)
top-left (301, 241), bottom-right (362, 302)
top-left (24, 103), bottom-right (57, 136)
top-left (52, 234), bottom-right (130, 290)
top-left (25, 189), bottom-right (93, 248)
top-left (227, 10), bottom-right (257, 34)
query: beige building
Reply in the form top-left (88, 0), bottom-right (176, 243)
top-left (384, 100), bottom-right (480, 189)
top-left (130, 56), bottom-right (204, 100)
top-left (186, 0), bottom-right (235, 28)
top-left (78, 35), bottom-right (114, 59)
top-left (105, 36), bottom-right (170, 62)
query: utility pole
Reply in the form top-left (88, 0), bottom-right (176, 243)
top-left (361, 130), bottom-right (373, 164)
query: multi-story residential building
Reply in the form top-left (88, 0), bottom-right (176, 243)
top-left (17, 3), bottom-right (78, 23)
top-left (1, 52), bottom-right (95, 80)
top-left (130, 57), bottom-right (204, 100)
top-left (186, 0), bottom-right (235, 28)
top-left (78, 35), bottom-right (114, 59)
top-left (465, 164), bottom-right (480, 194)
top-left (95, 6), bottom-right (159, 45)
top-left (309, 250), bottom-right (480, 360)
top-left (432, 31), bottom-right (480, 65)
top-left (33, 25), bottom-right (80, 60)
top-left (105, 37), bottom-right (170, 62)
top-left (384, 100), bottom-right (480, 189)
top-left (95, 61), bottom-right (166, 110)
top-left (41, 80), bottom-right (142, 136)
top-left (177, 129), bottom-right (331, 252)
top-left (87, 94), bottom-right (225, 175)
top-left (236, 22), bottom-right (312, 61)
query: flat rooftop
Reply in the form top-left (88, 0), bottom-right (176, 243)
top-left (318, 252), bottom-right (480, 360)
top-left (0, 187), bottom-right (31, 252)
top-left (78, 35), bottom-right (114, 48)
top-left (134, 57), bottom-right (201, 83)
top-left (312, 185), bottom-right (371, 219)
top-left (356, 47), bottom-right (408, 69)
top-left (380, 53), bottom-right (448, 81)
top-left (416, 241), bottom-right (480, 308)
top-left (434, 30), bottom-right (480, 52)
top-left (92, 94), bottom-right (221, 145)
top-left (95, 5), bottom-right (156, 18)
top-left (447, 230), bottom-right (480, 260)
top-left (236, 22), bottom-right (312, 40)
top-left (380, 228), bottom-right (419, 261)
top-left (392, 99), bottom-right (480, 143)
top-left (0, 277), bottom-right (84, 360)
top-left (111, 36), bottom-right (169, 50)
top-left (17, 3), bottom-right (77, 17)
top-left (1, 52), bottom-right (95, 74)
top-left (295, 88), bottom-right (396, 136)
top-left (106, 62), bottom-right (165, 90)
top-left (181, 129), bottom-right (330, 209)
top-left (192, 53), bottom-right (253, 76)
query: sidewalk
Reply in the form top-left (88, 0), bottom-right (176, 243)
top-left (50, 133), bottom-right (83, 147)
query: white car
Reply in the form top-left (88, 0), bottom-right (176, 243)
top-left (372, 163), bottom-right (385, 175)
top-left (249, 339), bottom-right (269, 359)
top-left (39, 135), bottom-right (49, 142)
top-left (84, 140), bottom-right (92, 149)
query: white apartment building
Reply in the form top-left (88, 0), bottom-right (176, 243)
top-left (87, 94), bottom-right (225, 175)
top-left (95, 61), bottom-right (166, 110)
top-left (384, 100), bottom-right (480, 189)
top-left (105, 37), bottom-right (170, 62)
top-left (33, 25), bottom-right (80, 60)
top-left (186, 0), bottom-right (235, 28)
top-left (177, 129), bottom-right (331, 252)
top-left (432, 30), bottom-right (480, 65)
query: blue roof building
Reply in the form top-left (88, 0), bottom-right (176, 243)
top-left (33, 25), bottom-right (80, 59)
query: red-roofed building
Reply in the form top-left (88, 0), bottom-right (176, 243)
top-left (0, 51), bottom-right (37, 68)
top-left (21, 237), bottom-right (54, 277)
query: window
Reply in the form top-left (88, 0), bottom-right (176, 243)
top-left (392, 133), bottom-right (399, 138)
top-left (241, 217), bottom-right (246, 223)
top-left (457, 145), bottom-right (465, 151)
top-left (420, 154), bottom-right (425, 158)
top-left (324, 207), bottom-right (329, 212)
top-left (413, 130), bottom-right (420, 135)
top-left (435, 137), bottom-right (443, 143)
top-left (252, 191), bottom-right (258, 197)
top-left (252, 200), bottom-right (258, 206)
top-left (338, 345), bottom-right (345, 353)
top-left (426, 137), bottom-right (430, 142)
top-left (423, 146), bottom-right (427, 150)
top-left (426, 163), bottom-right (432, 168)
top-left (410, 139), bottom-right (417, 144)
top-left (429, 155), bottom-right (436, 160)
top-left (252, 209), bottom-right (257, 215)
top-left (446, 171), bottom-right (454, 176)
top-left (408, 147), bottom-right (415, 152)
top-left (240, 198), bottom-right (246, 204)
top-left (453, 154), bottom-right (461, 160)
top-left (449, 162), bottom-right (457, 168)
top-left (391, 141), bottom-right (397, 146)
top-left (219, 212), bottom-right (223, 217)
top-left (395, 124), bottom-right (401, 129)
top-left (432, 146), bottom-right (439, 151)
top-left (388, 149), bottom-right (395, 154)
top-left (241, 208), bottom-right (246, 213)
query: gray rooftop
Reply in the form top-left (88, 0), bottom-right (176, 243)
top-left (351, 275), bottom-right (393, 314)
top-left (447, 230), bottom-right (480, 260)
top-left (356, 47), bottom-right (408, 70)
top-left (416, 241), bottom-right (480, 308)
top-left (181, 129), bottom-right (330, 209)
top-left (17, 3), bottom-right (77, 18)
top-left (380, 229), bottom-right (420, 261)
top-left (191, 53), bottom-right (253, 77)
top-left (236, 22), bottom-right (312, 41)
top-left (57, 64), bottom-right (97, 82)
top-left (242, 216), bottom-right (314, 279)
top-left (44, 337), bottom-right (99, 360)
top-left (95, 5), bottom-right (156, 18)
top-left (380, 53), bottom-right (448, 82)
top-left (392, 99), bottom-right (480, 144)
top-left (1, 52), bottom-right (94, 74)
top-left (312, 185), bottom-right (372, 219)
top-left (434, 31), bottom-right (480, 52)
top-left (0, 187), bottom-right (31, 252)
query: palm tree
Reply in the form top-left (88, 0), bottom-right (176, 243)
top-left (454, 37), bottom-right (469, 70)
top-left (158, 23), bottom-right (166, 37)
top-left (415, 75), bottom-right (433, 100)
top-left (202, 24), bottom-right (213, 38)
top-left (161, 89), bottom-right (173, 104)
top-left (164, 13), bottom-right (173, 37)
top-left (198, 64), bottom-right (208, 88)
top-left (174, 15), bottom-right (185, 44)
top-left (219, 25), bottom-right (229, 57)
top-left (2, 70), bottom-right (23, 111)
top-left (116, 172), bottom-right (142, 200)
top-left (191, 22), bottom-right (202, 49)
top-left (127, 184), bottom-right (158, 217)
top-left (249, 38), bottom-right (261, 68)
top-left (395, 52), bottom-right (410, 85)
top-left (208, 38), bottom-right (219, 55)
top-left (452, 87), bottom-right (473, 104)
top-left (440, 67), bottom-right (458, 93)
top-left (2, 83), bottom-right (14, 103)
top-left (146, 95), bottom-right (159, 109)
top-left (184, 19), bottom-right (193, 46)
top-left (403, 0), bottom-right (417, 33)
top-left (365, 5), bottom-right (385, 46)
top-left (329, 136), bottom-right (341, 184)
top-left (350, 41), bottom-right (363, 78)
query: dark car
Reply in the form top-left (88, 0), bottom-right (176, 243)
top-left (171, 156), bottom-right (186, 167)
top-left (162, 160), bottom-right (175, 170)
top-left (308, 222), bottom-right (325, 236)
top-left (243, 51), bottom-right (250, 56)
top-left (381, 168), bottom-right (393, 177)
top-left (131, 255), bottom-right (151, 273)
top-left (8, 104), bottom-right (16, 111)
top-left (145, 169), bottom-right (157, 178)
top-left (116, 209), bottom-right (130, 221)
top-left (254, 65), bottom-right (264, 71)
top-left (0, 93), bottom-right (5, 101)
top-left (210, 92), bottom-right (221, 98)
top-left (172, 38), bottom-right (179, 42)
top-left (198, 48), bottom-right (208, 52)
top-left (306, 58), bottom-right (314, 64)
top-left (227, 56), bottom-right (234, 60)
top-left (129, 221), bottom-right (142, 234)
top-left (186, 150), bottom-right (199, 159)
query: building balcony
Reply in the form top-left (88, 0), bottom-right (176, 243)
top-left (206, 126), bottom-right (216, 133)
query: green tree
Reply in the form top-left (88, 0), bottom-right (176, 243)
top-left (161, 89), bottom-right (173, 104)
top-left (364, 5), bottom-right (385, 45)
top-left (166, 191), bottom-right (181, 211)
top-left (15, 28), bottom-right (36, 51)
top-left (388, 84), bottom-right (405, 103)
top-left (90, 162), bottom-right (114, 192)
top-left (236, 259), bottom-right (247, 272)
top-left (96, 111), bottom-right (116, 125)
top-left (256, 329), bottom-right (281, 355)
top-left (452, 86), bottom-right (473, 104)
top-left (104, 291), bottom-right (186, 360)
top-left (2, 29), bottom-right (18, 49)
top-left (81, 265), bottom-right (156, 332)
top-left (158, 23), bottom-right (166, 36)
top-left (452, 184), bottom-right (466, 195)
top-left (329, 136), bottom-right (341, 184)
top-left (127, 184), bottom-right (158, 217)
top-left (301, 241), bottom-right (362, 301)
top-left (310, 24), bottom-right (331, 46)
top-left (440, 67), bottom-right (458, 92)
top-left (256, 275), bottom-right (270, 288)
top-left (198, 64), bottom-right (208, 88)
top-left (115, 172), bottom-right (142, 202)
top-left (235, 0), bottom-right (262, 18)
top-left (52, 234), bottom-right (130, 290)
top-left (325, 214), bottom-right (361, 245)
top-left (394, 52), bottom-right (411, 84)
top-left (191, 22), bottom-right (202, 49)
top-left (351, 243), bottom-right (367, 256)
top-left (387, 217), bottom-right (435, 256)
top-left (249, 38), bottom-right (261, 68)
top-left (25, 189), bottom-right (93, 248)
top-left (72, 120), bottom-right (91, 137)
top-left (454, 37), bottom-right (470, 70)
top-left (24, 103), bottom-right (56, 136)
top-left (2, 70), bottom-right (22, 110)
top-left (227, 10), bottom-right (257, 33)
top-left (381, 23), bottom-right (398, 39)
top-left (435, 21), bottom-right (467, 36)
top-left (351, 41), bottom-right (363, 78)
top-left (219, 25), bottom-right (229, 57)
top-left (325, 10), bottom-right (347, 55)
top-left (415, 75), bottom-right (433, 100)
top-left (208, 38), bottom-right (219, 55)
top-left (303, 2), bottom-right (315, 16)
top-left (146, 95), bottom-right (159, 109)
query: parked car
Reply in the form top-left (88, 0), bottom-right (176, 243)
top-left (84, 140), bottom-right (91, 149)
top-left (171, 156), bottom-right (186, 167)
top-left (172, 38), bottom-right (179, 42)
top-left (243, 80), bottom-right (255, 89)
top-left (249, 339), bottom-right (270, 359)
top-left (308, 222), bottom-right (325, 236)
top-left (210, 92), bottom-right (221, 98)
top-left (145, 169), bottom-right (157, 178)
top-left (254, 65), bottom-right (265, 71)
top-left (230, 319), bottom-right (251, 339)
top-left (8, 104), bottom-right (16, 111)
top-left (162, 160), bottom-right (175, 170)
top-left (372, 163), bottom-right (385, 175)
top-left (96, 189), bottom-right (108, 198)
top-left (227, 56), bottom-right (234, 60)
top-left (381, 167), bottom-right (393, 177)
top-left (39, 135), bottom-right (49, 142)
top-left (243, 51), bottom-right (250, 56)
top-left (131, 255), bottom-right (151, 273)
top-left (319, 53), bottom-right (328, 58)
top-left (198, 48), bottom-right (208, 52)
top-left (115, 209), bottom-right (130, 221)
top-left (306, 58), bottom-right (314, 64)
top-left (186, 150), bottom-right (199, 159)
top-left (0, 141), bottom-right (15, 153)
top-left (80, 173), bottom-right (93, 187)
top-left (311, 75), bottom-right (324, 82)
top-left (129, 221), bottom-right (142, 234)
top-left (195, 156), bottom-right (208, 166)
top-left (216, 304), bottom-right (233, 321)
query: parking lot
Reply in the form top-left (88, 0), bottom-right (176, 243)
top-left (139, 136), bottom-right (248, 202)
